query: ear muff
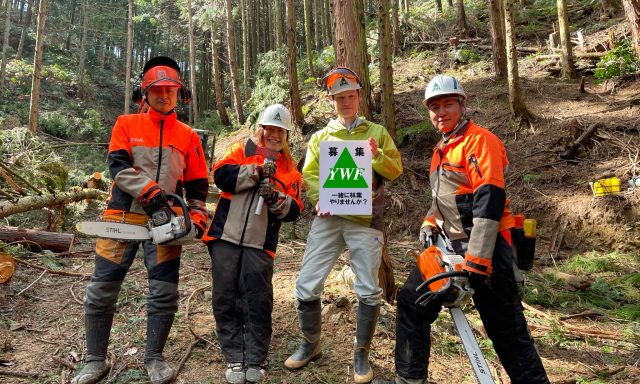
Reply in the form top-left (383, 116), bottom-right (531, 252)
top-left (132, 86), bottom-right (142, 104)
top-left (179, 86), bottom-right (192, 104)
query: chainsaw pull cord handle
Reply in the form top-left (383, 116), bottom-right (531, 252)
top-left (164, 192), bottom-right (192, 237)
top-left (415, 270), bottom-right (470, 306)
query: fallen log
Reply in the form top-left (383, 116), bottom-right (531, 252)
top-left (543, 269), bottom-right (592, 290)
top-left (0, 226), bottom-right (75, 253)
top-left (559, 123), bottom-right (600, 159)
top-left (476, 44), bottom-right (542, 53)
top-left (536, 51), bottom-right (607, 60)
top-left (0, 189), bottom-right (107, 219)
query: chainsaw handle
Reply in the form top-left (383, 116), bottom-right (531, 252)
top-left (415, 270), bottom-right (469, 304)
top-left (165, 193), bottom-right (192, 236)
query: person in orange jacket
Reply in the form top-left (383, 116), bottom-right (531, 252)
top-left (201, 104), bottom-right (303, 384)
top-left (72, 57), bottom-right (208, 384)
top-left (374, 75), bottom-right (549, 384)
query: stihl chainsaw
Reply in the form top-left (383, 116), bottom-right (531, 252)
top-left (415, 234), bottom-right (495, 384)
top-left (76, 193), bottom-right (194, 245)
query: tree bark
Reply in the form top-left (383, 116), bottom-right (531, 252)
top-left (313, 0), bottom-right (321, 51)
top-left (77, 0), bottom-right (88, 97)
top-left (15, 0), bottom-right (32, 59)
top-left (503, 0), bottom-right (531, 119)
top-left (435, 0), bottom-right (443, 13)
top-left (324, 0), bottom-right (331, 50)
top-left (210, 24), bottom-right (231, 127)
top-left (0, 189), bottom-right (107, 219)
top-left (378, 0), bottom-right (396, 138)
top-left (392, 0), bottom-right (400, 54)
top-left (225, 0), bottom-right (245, 124)
top-left (622, 0), bottom-right (640, 59)
top-left (333, 0), bottom-right (372, 120)
top-left (241, 0), bottom-right (250, 100)
top-left (0, 0), bottom-right (11, 92)
top-left (28, 0), bottom-right (48, 134)
top-left (303, 0), bottom-right (314, 76)
top-left (0, 226), bottom-right (75, 253)
top-left (65, 0), bottom-right (76, 52)
top-left (275, 0), bottom-right (283, 47)
top-left (187, 0), bottom-right (199, 124)
top-left (557, 0), bottom-right (577, 78)
top-left (124, 0), bottom-right (134, 114)
top-left (456, 0), bottom-right (469, 38)
top-left (286, 0), bottom-right (304, 126)
top-left (488, 0), bottom-right (507, 78)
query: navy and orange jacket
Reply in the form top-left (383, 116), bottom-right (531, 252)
top-left (202, 139), bottom-right (303, 257)
top-left (104, 108), bottom-right (209, 231)
top-left (422, 120), bottom-right (514, 275)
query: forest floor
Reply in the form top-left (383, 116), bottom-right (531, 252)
top-left (1, 34), bottom-right (640, 384)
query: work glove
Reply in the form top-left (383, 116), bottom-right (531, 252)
top-left (261, 160), bottom-right (277, 180)
top-left (141, 188), bottom-right (172, 226)
top-left (258, 180), bottom-right (281, 205)
top-left (418, 225), bottom-right (438, 248)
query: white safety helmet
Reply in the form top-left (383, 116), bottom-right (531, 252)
top-left (422, 74), bottom-right (466, 106)
top-left (258, 103), bottom-right (292, 131)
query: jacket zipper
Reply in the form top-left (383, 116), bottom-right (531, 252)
top-left (155, 119), bottom-right (164, 182)
top-left (239, 189), bottom-right (258, 244)
top-left (433, 147), bottom-right (451, 241)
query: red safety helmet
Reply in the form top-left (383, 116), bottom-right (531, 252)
top-left (133, 56), bottom-right (191, 104)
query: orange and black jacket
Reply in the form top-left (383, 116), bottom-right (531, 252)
top-left (202, 139), bottom-right (303, 257)
top-left (104, 108), bottom-right (209, 232)
top-left (422, 120), bottom-right (514, 276)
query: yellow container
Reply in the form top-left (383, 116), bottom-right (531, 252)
top-left (523, 219), bottom-right (537, 238)
top-left (591, 177), bottom-right (620, 197)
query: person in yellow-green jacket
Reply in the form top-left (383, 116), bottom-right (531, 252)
top-left (284, 67), bottom-right (403, 383)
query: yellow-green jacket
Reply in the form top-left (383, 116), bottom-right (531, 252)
top-left (302, 118), bottom-right (403, 230)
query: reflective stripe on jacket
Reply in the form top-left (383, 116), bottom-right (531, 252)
top-left (422, 120), bottom-right (514, 269)
top-left (302, 118), bottom-right (403, 231)
top-left (104, 108), bottom-right (209, 230)
top-left (202, 139), bottom-right (303, 257)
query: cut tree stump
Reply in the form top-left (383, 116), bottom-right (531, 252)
top-left (0, 226), bottom-right (75, 253)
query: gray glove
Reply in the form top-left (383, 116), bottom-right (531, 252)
top-left (263, 159), bottom-right (277, 179)
top-left (419, 225), bottom-right (437, 248)
top-left (258, 180), bottom-right (280, 204)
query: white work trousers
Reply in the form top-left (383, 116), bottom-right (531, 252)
top-left (294, 216), bottom-right (384, 306)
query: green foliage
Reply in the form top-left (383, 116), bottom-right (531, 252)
top-left (396, 120), bottom-right (438, 147)
top-left (245, 48), bottom-right (291, 127)
top-left (39, 111), bottom-right (72, 139)
top-left (195, 110), bottom-right (227, 136)
top-left (452, 48), bottom-right (481, 64)
top-left (316, 46), bottom-right (335, 71)
top-left (594, 40), bottom-right (640, 83)
top-left (565, 251), bottom-right (620, 274)
top-left (80, 109), bottom-right (108, 142)
top-left (522, 174), bottom-right (540, 184)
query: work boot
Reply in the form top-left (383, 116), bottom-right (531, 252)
top-left (245, 363), bottom-right (267, 383)
top-left (225, 363), bottom-right (245, 384)
top-left (71, 314), bottom-right (113, 384)
top-left (353, 302), bottom-right (380, 384)
top-left (144, 315), bottom-right (175, 384)
top-left (145, 360), bottom-right (174, 384)
top-left (284, 299), bottom-right (322, 369)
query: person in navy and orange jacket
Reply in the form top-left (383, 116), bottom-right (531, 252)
top-left (72, 56), bottom-right (208, 384)
top-left (201, 104), bottom-right (303, 384)
top-left (374, 75), bottom-right (549, 384)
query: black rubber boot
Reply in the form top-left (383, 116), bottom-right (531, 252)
top-left (144, 315), bottom-right (175, 384)
top-left (353, 302), bottom-right (380, 384)
top-left (71, 314), bottom-right (113, 384)
top-left (284, 299), bottom-right (322, 370)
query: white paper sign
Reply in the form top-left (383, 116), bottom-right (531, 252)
top-left (319, 140), bottom-right (372, 215)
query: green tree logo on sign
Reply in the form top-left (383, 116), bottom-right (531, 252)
top-left (323, 148), bottom-right (369, 188)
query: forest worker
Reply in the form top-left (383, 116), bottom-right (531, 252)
top-left (373, 74), bottom-right (549, 384)
top-left (201, 104), bottom-right (303, 384)
top-left (284, 67), bottom-right (403, 384)
top-left (72, 56), bottom-right (209, 384)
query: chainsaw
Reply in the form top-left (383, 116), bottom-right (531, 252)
top-left (76, 193), bottom-right (194, 245)
top-left (415, 234), bottom-right (495, 384)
